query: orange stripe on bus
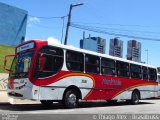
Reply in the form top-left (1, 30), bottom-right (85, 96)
top-left (112, 83), bottom-right (157, 99)
top-left (56, 73), bottom-right (95, 99)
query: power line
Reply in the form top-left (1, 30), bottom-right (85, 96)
top-left (71, 22), bottom-right (160, 35)
top-left (72, 22), bottom-right (151, 28)
top-left (28, 15), bottom-right (67, 19)
top-left (70, 23), bottom-right (160, 41)
top-left (30, 24), bottom-right (63, 29)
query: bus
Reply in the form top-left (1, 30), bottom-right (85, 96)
top-left (4, 40), bottom-right (158, 108)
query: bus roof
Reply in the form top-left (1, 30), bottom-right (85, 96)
top-left (32, 40), bottom-right (157, 69)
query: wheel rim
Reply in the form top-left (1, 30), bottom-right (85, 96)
top-left (68, 93), bottom-right (77, 104)
top-left (133, 93), bottom-right (139, 103)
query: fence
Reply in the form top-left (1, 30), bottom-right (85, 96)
top-left (0, 73), bottom-right (8, 91)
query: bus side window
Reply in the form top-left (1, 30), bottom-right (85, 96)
top-left (85, 54), bottom-right (100, 74)
top-left (142, 66), bottom-right (148, 80)
top-left (66, 50), bottom-right (84, 72)
top-left (130, 64), bottom-right (142, 79)
top-left (148, 68), bottom-right (157, 81)
top-left (158, 75), bottom-right (160, 83)
top-left (101, 58), bottom-right (115, 76)
top-left (116, 61), bottom-right (129, 78)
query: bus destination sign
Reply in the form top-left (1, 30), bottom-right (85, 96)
top-left (17, 42), bottom-right (35, 53)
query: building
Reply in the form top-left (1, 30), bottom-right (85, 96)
top-left (80, 34), bottom-right (106, 54)
top-left (127, 40), bottom-right (141, 62)
top-left (0, 2), bottom-right (28, 46)
top-left (109, 37), bottom-right (123, 58)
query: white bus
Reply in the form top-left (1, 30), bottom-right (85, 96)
top-left (4, 40), bottom-right (158, 108)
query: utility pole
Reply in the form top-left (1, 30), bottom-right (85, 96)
top-left (64, 3), bottom-right (84, 45)
top-left (61, 16), bottom-right (66, 44)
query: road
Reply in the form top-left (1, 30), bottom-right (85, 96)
top-left (0, 99), bottom-right (160, 120)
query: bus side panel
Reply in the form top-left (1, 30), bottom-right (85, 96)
top-left (38, 76), bottom-right (94, 100)
top-left (113, 85), bottom-right (157, 100)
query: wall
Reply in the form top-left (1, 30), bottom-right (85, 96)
top-left (0, 2), bottom-right (28, 46)
top-left (0, 73), bottom-right (8, 91)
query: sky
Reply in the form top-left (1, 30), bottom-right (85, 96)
top-left (0, 0), bottom-right (160, 67)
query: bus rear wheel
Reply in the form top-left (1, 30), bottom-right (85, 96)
top-left (40, 100), bottom-right (53, 105)
top-left (63, 89), bottom-right (79, 109)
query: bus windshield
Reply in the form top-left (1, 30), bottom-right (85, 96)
top-left (9, 51), bottom-right (34, 79)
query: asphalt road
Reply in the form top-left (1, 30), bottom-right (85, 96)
top-left (0, 99), bottom-right (160, 120)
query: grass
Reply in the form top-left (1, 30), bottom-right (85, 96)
top-left (0, 44), bottom-right (15, 73)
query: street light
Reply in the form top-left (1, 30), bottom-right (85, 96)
top-left (64, 3), bottom-right (84, 45)
top-left (145, 49), bottom-right (148, 64)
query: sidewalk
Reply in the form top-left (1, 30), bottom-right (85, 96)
top-left (0, 91), bottom-right (40, 104)
top-left (0, 73), bottom-right (40, 104)
top-left (0, 73), bottom-right (8, 91)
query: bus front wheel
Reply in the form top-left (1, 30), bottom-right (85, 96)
top-left (63, 89), bottom-right (79, 109)
top-left (127, 91), bottom-right (140, 105)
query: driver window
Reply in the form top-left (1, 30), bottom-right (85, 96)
top-left (35, 46), bottom-right (64, 78)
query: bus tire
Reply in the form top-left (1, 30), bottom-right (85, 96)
top-left (63, 89), bottom-right (79, 109)
top-left (40, 100), bottom-right (53, 105)
top-left (107, 100), bottom-right (117, 104)
top-left (128, 91), bottom-right (140, 105)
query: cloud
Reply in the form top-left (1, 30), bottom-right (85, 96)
top-left (47, 37), bottom-right (61, 45)
top-left (27, 16), bottom-right (40, 27)
top-left (28, 16), bottom-right (40, 23)
top-left (47, 37), bottom-right (77, 48)
top-left (69, 45), bottom-right (75, 48)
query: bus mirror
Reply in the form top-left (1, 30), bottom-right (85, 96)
top-left (39, 53), bottom-right (45, 71)
top-left (4, 54), bottom-right (16, 72)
